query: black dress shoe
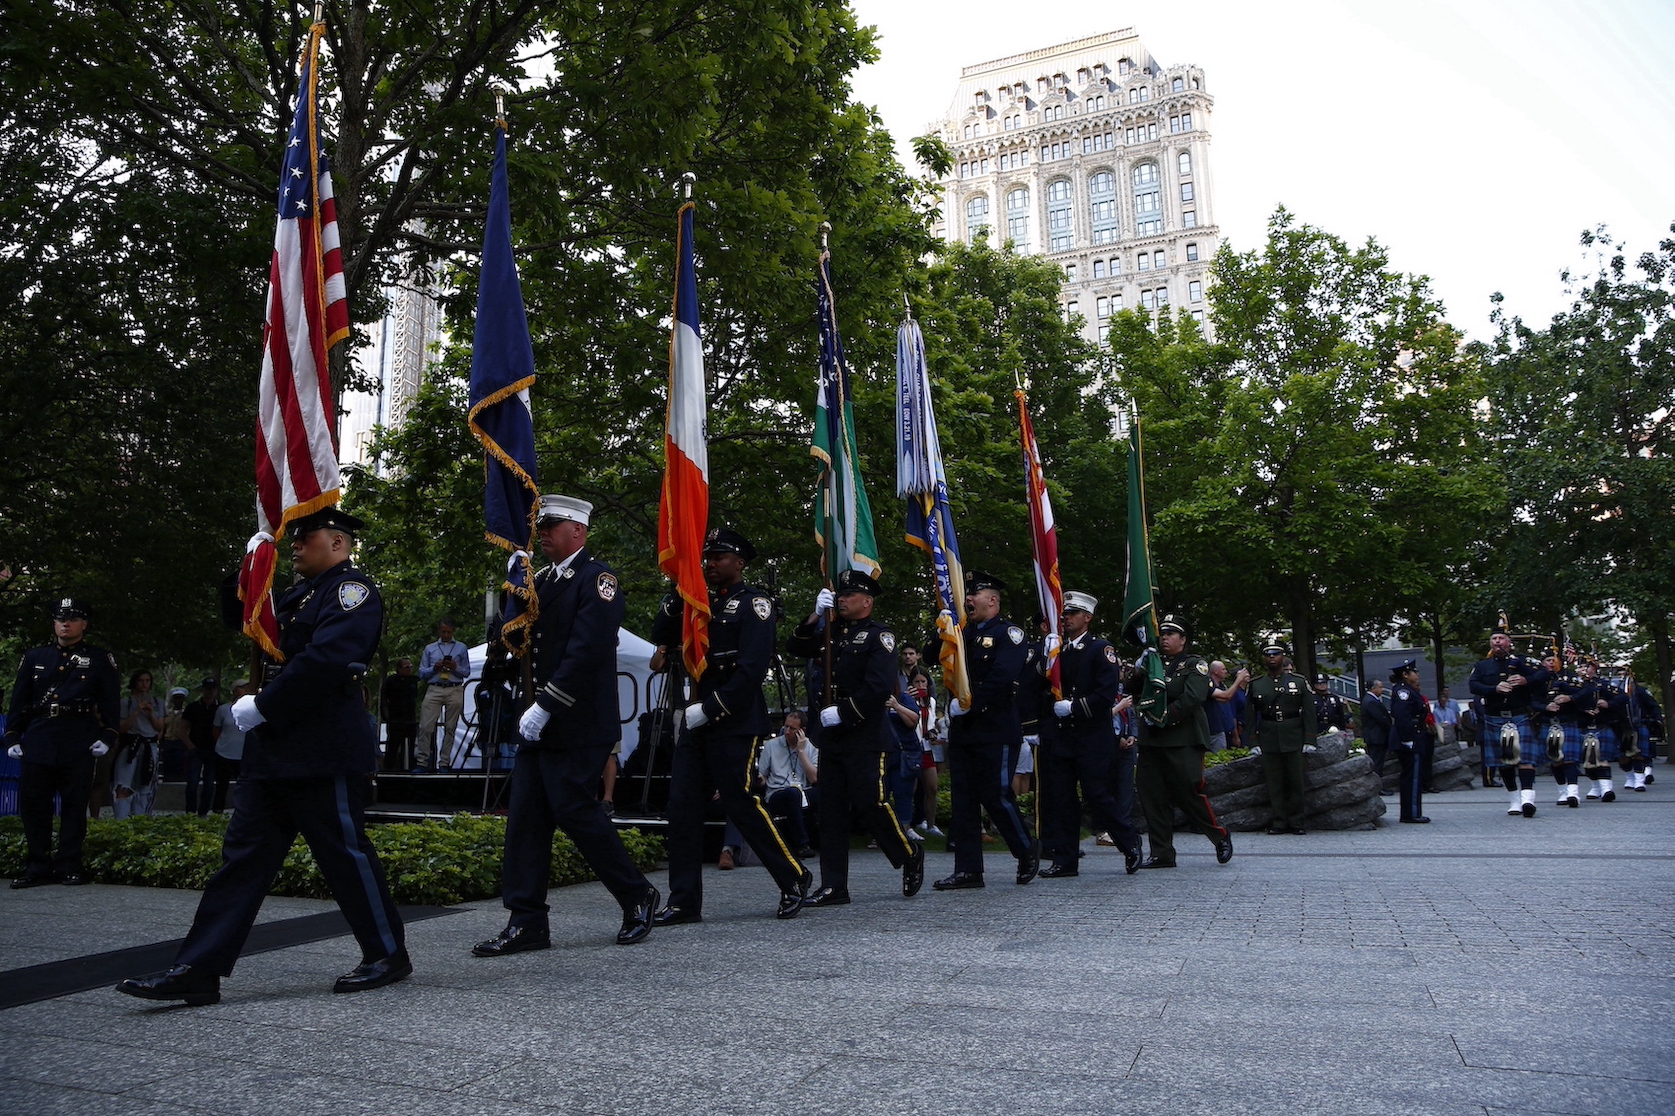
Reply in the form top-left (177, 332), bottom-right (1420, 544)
top-left (1266, 824), bottom-right (1287, 835)
top-left (1015, 847), bottom-right (1039, 885)
top-left (1398, 816), bottom-right (1431, 824)
top-left (902, 841), bottom-right (925, 898)
top-left (60, 872), bottom-right (89, 885)
top-left (1138, 857), bottom-right (1176, 869)
top-left (777, 869), bottom-right (812, 919)
top-left (804, 886), bottom-right (851, 907)
top-left (10, 873), bottom-right (56, 890)
top-left (1038, 862), bottom-right (1079, 879)
top-left (653, 905), bottom-right (702, 926)
top-left (1291, 827), bottom-right (1308, 836)
top-left (1124, 848), bottom-right (1143, 875)
top-left (617, 885), bottom-right (659, 945)
top-left (116, 964), bottom-right (221, 1006)
top-left (334, 948), bottom-right (413, 993)
top-left (1214, 832), bottom-right (1235, 864)
top-left (931, 871), bottom-right (985, 890)
top-left (472, 925), bottom-right (552, 957)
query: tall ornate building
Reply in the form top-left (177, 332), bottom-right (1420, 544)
top-left (340, 278), bottom-right (443, 471)
top-left (931, 29), bottom-right (1219, 344)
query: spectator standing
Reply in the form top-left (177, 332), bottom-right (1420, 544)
top-left (379, 658), bottom-right (420, 772)
top-left (209, 679), bottom-right (250, 814)
top-left (182, 678), bottom-right (221, 817)
top-left (1204, 661), bottom-right (1248, 751)
top-left (905, 664), bottom-right (942, 837)
top-left (415, 619), bottom-right (471, 772)
top-left (115, 670), bottom-right (166, 819)
top-left (1360, 680), bottom-right (1392, 790)
top-left (885, 673), bottom-right (923, 832)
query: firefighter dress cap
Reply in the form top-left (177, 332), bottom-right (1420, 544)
top-left (537, 494), bottom-right (592, 526)
top-left (1063, 592), bottom-right (1098, 615)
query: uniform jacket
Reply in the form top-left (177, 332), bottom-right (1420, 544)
top-left (1314, 691), bottom-right (1351, 731)
top-left (1137, 652), bottom-right (1211, 749)
top-left (1016, 638), bottom-right (1049, 740)
top-left (786, 614), bottom-right (897, 752)
top-left (948, 615), bottom-right (1028, 747)
top-left (1541, 669), bottom-right (1592, 724)
top-left (246, 560), bottom-right (382, 779)
top-left (528, 547), bottom-right (626, 749)
top-left (1247, 671), bottom-right (1317, 754)
top-left (1468, 654), bottom-right (1550, 717)
top-left (1389, 683), bottom-right (1431, 746)
top-left (690, 581), bottom-right (775, 738)
top-left (1049, 633), bottom-right (1121, 755)
top-left (5, 640), bottom-right (120, 764)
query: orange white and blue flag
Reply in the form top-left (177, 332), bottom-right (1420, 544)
top-left (1017, 389), bottom-right (1064, 697)
top-left (658, 199), bottom-right (710, 679)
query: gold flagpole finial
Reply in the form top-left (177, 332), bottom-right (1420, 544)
top-left (680, 172), bottom-right (695, 200)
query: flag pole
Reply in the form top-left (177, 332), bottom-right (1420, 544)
top-left (819, 220), bottom-right (836, 707)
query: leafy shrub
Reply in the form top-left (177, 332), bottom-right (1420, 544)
top-left (1204, 747), bottom-right (1253, 768)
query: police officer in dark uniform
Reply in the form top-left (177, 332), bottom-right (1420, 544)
top-left (1016, 615), bottom-right (1051, 849)
top-left (1468, 625), bottom-right (1550, 818)
top-left (117, 508), bottom-right (408, 1005)
top-left (6, 597), bottom-right (120, 888)
top-left (1037, 592), bottom-right (1143, 878)
top-left (1387, 660), bottom-right (1432, 823)
top-left (1133, 614), bottom-right (1234, 868)
top-left (934, 571), bottom-right (1038, 890)
top-left (474, 495), bottom-right (660, 956)
top-left (1312, 672), bottom-right (1351, 735)
top-left (655, 528), bottom-right (812, 925)
top-left (1245, 639), bottom-right (1317, 834)
top-left (785, 568), bottom-right (924, 906)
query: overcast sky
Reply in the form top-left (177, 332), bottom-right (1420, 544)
top-left (846, 0), bottom-right (1675, 340)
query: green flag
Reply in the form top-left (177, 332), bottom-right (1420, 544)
top-left (812, 246), bottom-right (880, 578)
top-left (1121, 413), bottom-right (1168, 726)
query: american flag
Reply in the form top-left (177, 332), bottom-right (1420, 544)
top-left (240, 20), bottom-right (349, 660)
top-left (1017, 389), bottom-right (1063, 698)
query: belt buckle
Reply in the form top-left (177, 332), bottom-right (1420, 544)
top-left (48, 702), bottom-right (62, 717)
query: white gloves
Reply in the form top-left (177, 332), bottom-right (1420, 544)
top-left (232, 694), bottom-right (266, 731)
top-left (246, 530), bottom-right (274, 553)
top-left (947, 698), bottom-right (966, 717)
top-left (684, 703), bottom-right (709, 730)
top-left (1043, 634), bottom-right (1060, 656)
top-left (1023, 734), bottom-right (1040, 747)
top-left (1053, 699), bottom-right (1073, 718)
top-left (89, 741), bottom-right (110, 757)
top-left (508, 549), bottom-right (528, 576)
top-left (1303, 744), bottom-right (1318, 753)
top-left (518, 704), bottom-right (551, 740)
top-left (8, 744), bottom-right (22, 759)
top-left (820, 706), bottom-right (842, 728)
top-left (814, 588), bottom-right (835, 614)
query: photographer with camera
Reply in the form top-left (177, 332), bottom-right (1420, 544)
top-left (415, 618), bottom-right (471, 772)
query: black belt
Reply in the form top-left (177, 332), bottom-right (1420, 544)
top-left (41, 700), bottom-right (98, 717)
top-left (430, 682), bottom-right (462, 688)
top-left (1262, 712), bottom-right (1296, 722)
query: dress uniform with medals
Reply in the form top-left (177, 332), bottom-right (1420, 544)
top-left (785, 568), bottom-right (924, 906)
top-left (1037, 592), bottom-right (1143, 878)
top-left (6, 598), bottom-right (120, 887)
top-left (476, 495), bottom-right (659, 957)
top-left (1245, 640), bottom-right (1317, 834)
top-left (1468, 625), bottom-right (1550, 817)
top-left (118, 508), bottom-right (409, 1006)
top-left (657, 528), bottom-right (812, 925)
top-left (935, 572), bottom-right (1038, 890)
top-left (1386, 660), bottom-right (1432, 824)
top-left (1133, 614), bottom-right (1234, 868)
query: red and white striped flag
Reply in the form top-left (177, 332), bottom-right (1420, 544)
top-left (657, 197), bottom-right (710, 679)
top-left (240, 19), bottom-right (349, 660)
top-left (1017, 390), bottom-right (1064, 697)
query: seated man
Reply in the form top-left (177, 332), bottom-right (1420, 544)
top-left (724, 711), bottom-right (820, 863)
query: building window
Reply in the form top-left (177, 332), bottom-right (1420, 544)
top-left (1189, 280), bottom-right (1204, 302)
top-left (1186, 242), bottom-right (1199, 261)
top-left (1153, 250), bottom-right (1166, 268)
top-left (1125, 121), bottom-right (1160, 144)
top-left (1132, 163), bottom-right (1161, 236)
top-left (1172, 77), bottom-right (1184, 93)
top-left (1118, 58), bottom-right (1132, 76)
top-left (1136, 253), bottom-right (1150, 272)
top-left (1093, 259), bottom-right (1105, 279)
top-left (1088, 170), bottom-right (1117, 246)
top-left (1077, 67), bottom-right (1089, 84)
top-left (980, 157), bottom-right (990, 175)
top-left (1169, 113), bottom-right (1194, 133)
top-left (1192, 308), bottom-right (1206, 322)
top-left (1094, 95), bottom-right (1105, 110)
top-left (1098, 322), bottom-right (1111, 342)
top-left (1182, 210), bottom-right (1197, 228)
top-left (966, 195), bottom-right (989, 240)
top-left (1180, 181), bottom-right (1194, 203)
top-left (1109, 257), bottom-right (1122, 274)
top-left (1005, 187), bottom-right (1030, 251)
top-left (1111, 292), bottom-right (1123, 311)
top-left (1047, 178), bottom-right (1073, 252)
top-left (1096, 295), bottom-right (1110, 318)
top-left (1156, 286), bottom-right (1170, 308)
top-left (1064, 299), bottom-right (1079, 321)
top-left (1065, 264), bottom-right (1078, 282)
top-left (1178, 151), bottom-right (1192, 176)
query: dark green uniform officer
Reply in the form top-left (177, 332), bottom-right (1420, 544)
top-left (1133, 614), bottom-right (1233, 868)
top-left (1245, 639), bottom-right (1316, 834)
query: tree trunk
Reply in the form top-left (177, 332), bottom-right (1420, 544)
top-left (1649, 614), bottom-right (1675, 734)
top-left (1288, 574), bottom-right (1315, 681)
top-left (1429, 612), bottom-right (1445, 696)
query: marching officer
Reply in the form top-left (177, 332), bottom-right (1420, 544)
top-left (1037, 592), bottom-right (1143, 878)
top-left (785, 568), bottom-right (924, 906)
top-left (117, 508), bottom-right (408, 1006)
top-left (655, 528), bottom-right (812, 925)
top-left (1538, 653), bottom-right (1590, 808)
top-left (934, 571), bottom-right (1038, 890)
top-left (474, 495), bottom-right (660, 957)
top-left (1387, 660), bottom-right (1433, 823)
top-left (1245, 639), bottom-right (1317, 834)
top-left (1468, 624), bottom-right (1550, 817)
top-left (1133, 614), bottom-right (1234, 868)
top-left (6, 598), bottom-right (120, 888)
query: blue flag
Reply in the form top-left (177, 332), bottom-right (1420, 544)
top-left (467, 125), bottom-right (540, 654)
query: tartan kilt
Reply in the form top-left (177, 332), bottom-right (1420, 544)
top-left (1541, 720), bottom-right (1583, 765)
top-left (1482, 714), bottom-right (1533, 767)
top-left (1592, 726), bottom-right (1619, 763)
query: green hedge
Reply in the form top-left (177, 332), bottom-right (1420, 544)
top-left (0, 814), bottom-right (664, 907)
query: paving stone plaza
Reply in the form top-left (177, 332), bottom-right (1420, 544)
top-left (3, 780), bottom-right (1670, 1115)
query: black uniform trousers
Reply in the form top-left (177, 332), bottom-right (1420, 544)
top-left (1259, 749), bottom-right (1307, 828)
top-left (503, 743), bottom-right (650, 928)
top-left (18, 753), bottom-right (96, 876)
top-left (1043, 737), bottom-right (1141, 863)
top-left (1393, 738), bottom-right (1429, 821)
top-left (666, 731), bottom-right (805, 911)
top-left (175, 775), bottom-right (404, 975)
top-left (815, 748), bottom-right (914, 892)
top-left (947, 737), bottom-right (1034, 876)
top-left (1136, 746), bottom-right (1227, 865)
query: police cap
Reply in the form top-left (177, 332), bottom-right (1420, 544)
top-left (965, 570), bottom-right (1007, 595)
top-left (1158, 614), bottom-right (1190, 639)
top-left (702, 527), bottom-right (756, 563)
top-left (51, 597), bottom-right (90, 621)
top-left (291, 507), bottom-right (366, 538)
top-left (835, 569), bottom-right (882, 597)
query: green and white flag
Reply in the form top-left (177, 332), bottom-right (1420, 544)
top-left (1121, 411), bottom-right (1168, 726)
top-left (812, 245), bottom-right (880, 579)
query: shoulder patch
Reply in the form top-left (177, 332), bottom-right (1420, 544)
top-left (1105, 646), bottom-right (1118, 663)
top-left (597, 572), bottom-right (618, 601)
top-left (752, 597), bottom-right (772, 621)
top-left (880, 631), bottom-right (896, 653)
top-left (1397, 688), bottom-right (1410, 700)
top-left (1196, 660), bottom-right (1209, 675)
top-left (1007, 626), bottom-right (1024, 645)
top-left (338, 582), bottom-right (371, 611)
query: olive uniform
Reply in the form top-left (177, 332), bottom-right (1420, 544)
top-left (1246, 668), bottom-right (1316, 832)
top-left (1133, 617), bottom-right (1232, 867)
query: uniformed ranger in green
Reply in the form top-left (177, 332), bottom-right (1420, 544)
top-left (1133, 614), bottom-right (1234, 868)
top-left (1245, 639), bottom-right (1317, 834)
